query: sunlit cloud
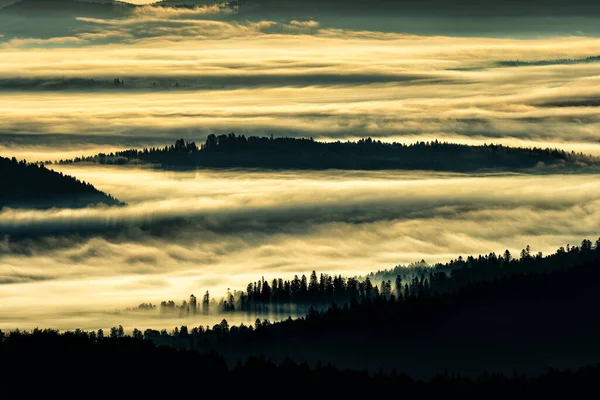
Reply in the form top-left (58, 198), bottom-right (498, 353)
top-left (1, 167), bottom-right (599, 331)
top-left (2, 6), bottom-right (600, 332)
top-left (1, 9), bottom-right (600, 153)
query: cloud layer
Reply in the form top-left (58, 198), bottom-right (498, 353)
top-left (2, 10), bottom-right (600, 157)
top-left (1, 166), bottom-right (599, 330)
top-left (2, 6), bottom-right (600, 331)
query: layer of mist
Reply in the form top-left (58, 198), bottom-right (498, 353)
top-left (2, 6), bottom-right (600, 156)
top-left (1, 1), bottom-right (599, 334)
top-left (1, 166), bottom-right (599, 330)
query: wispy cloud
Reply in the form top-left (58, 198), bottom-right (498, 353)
top-left (7, 36), bottom-right (86, 47)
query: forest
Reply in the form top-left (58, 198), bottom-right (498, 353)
top-left (27, 237), bottom-right (596, 379)
top-left (119, 247), bottom-right (600, 377)
top-left (57, 134), bottom-right (600, 171)
top-left (0, 156), bottom-right (121, 209)
top-left (499, 55), bottom-right (600, 67)
top-left (3, 329), bottom-right (600, 394)
top-left (135, 239), bottom-right (600, 315)
top-left (0, 329), bottom-right (600, 399)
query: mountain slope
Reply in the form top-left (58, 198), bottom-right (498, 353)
top-left (148, 255), bottom-right (600, 378)
top-left (0, 156), bottom-right (122, 209)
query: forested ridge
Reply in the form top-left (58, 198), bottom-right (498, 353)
top-left (58, 134), bottom-right (600, 171)
top-left (4, 237), bottom-right (599, 379)
top-left (136, 239), bottom-right (600, 315)
top-left (115, 245), bottom-right (600, 378)
top-left (2, 330), bottom-right (600, 395)
top-left (499, 55), bottom-right (600, 67)
top-left (0, 156), bottom-right (122, 209)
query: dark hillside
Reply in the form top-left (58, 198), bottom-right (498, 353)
top-left (59, 135), bottom-right (600, 172)
top-left (0, 156), bottom-right (121, 209)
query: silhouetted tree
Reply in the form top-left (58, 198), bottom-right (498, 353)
top-left (202, 291), bottom-right (210, 314)
top-left (190, 294), bottom-right (197, 314)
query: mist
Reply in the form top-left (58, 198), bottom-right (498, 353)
top-left (3, 6), bottom-right (600, 158)
top-left (1, 166), bottom-right (598, 330)
top-left (2, 2), bottom-right (600, 333)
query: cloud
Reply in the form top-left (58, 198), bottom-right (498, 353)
top-left (7, 36), bottom-right (85, 47)
top-left (72, 12), bottom-right (273, 43)
top-left (3, 5), bottom-right (600, 331)
top-left (3, 165), bottom-right (600, 252)
top-left (1, 167), bottom-right (600, 330)
top-left (130, 4), bottom-right (229, 19)
top-left (3, 71), bottom-right (600, 151)
top-left (0, 73), bottom-right (461, 91)
top-left (289, 20), bottom-right (320, 28)
top-left (2, 11), bottom-right (600, 151)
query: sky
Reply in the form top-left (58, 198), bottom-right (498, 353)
top-left (1, 0), bottom-right (600, 331)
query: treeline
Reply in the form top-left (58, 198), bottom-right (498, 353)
top-left (368, 239), bottom-right (600, 291)
top-left (0, 156), bottom-right (122, 209)
top-left (57, 134), bottom-right (600, 171)
top-left (0, 78), bottom-right (130, 91)
top-left (136, 238), bottom-right (600, 315)
top-left (8, 249), bottom-right (600, 378)
top-left (3, 330), bottom-right (600, 394)
top-left (499, 55), bottom-right (600, 67)
top-left (0, 77), bottom-right (194, 92)
top-left (137, 254), bottom-right (600, 377)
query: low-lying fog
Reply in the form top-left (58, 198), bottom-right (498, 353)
top-left (1, 165), bottom-right (598, 331)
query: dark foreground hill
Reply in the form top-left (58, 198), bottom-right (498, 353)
top-left (3, 240), bottom-right (600, 383)
top-left (59, 134), bottom-right (600, 172)
top-left (2, 334), bottom-right (600, 396)
top-left (0, 156), bottom-right (121, 209)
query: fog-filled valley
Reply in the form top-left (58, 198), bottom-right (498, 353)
top-left (2, 165), bottom-right (599, 330)
top-left (2, 0), bottom-right (600, 387)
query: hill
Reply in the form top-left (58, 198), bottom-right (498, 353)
top-left (2, 334), bottom-right (600, 394)
top-left (141, 239), bottom-right (600, 316)
top-left (4, 238), bottom-right (600, 382)
top-left (0, 156), bottom-right (122, 209)
top-left (59, 135), bottom-right (600, 172)
top-left (3, 332), bottom-right (600, 394)
top-left (142, 243), bottom-right (600, 378)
